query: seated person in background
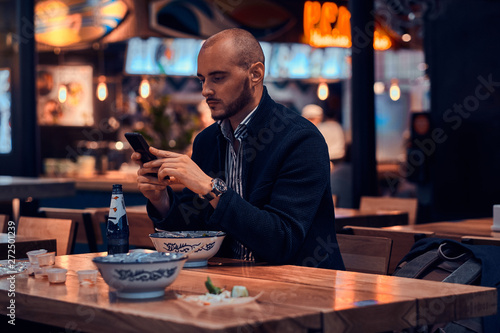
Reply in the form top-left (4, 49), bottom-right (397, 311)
top-left (132, 28), bottom-right (344, 270)
top-left (301, 104), bottom-right (346, 165)
top-left (331, 143), bottom-right (353, 208)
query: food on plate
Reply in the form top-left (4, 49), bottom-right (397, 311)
top-left (231, 285), bottom-right (249, 297)
top-left (205, 276), bottom-right (222, 294)
top-left (177, 276), bottom-right (253, 306)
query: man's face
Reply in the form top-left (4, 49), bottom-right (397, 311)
top-left (197, 41), bottom-right (253, 121)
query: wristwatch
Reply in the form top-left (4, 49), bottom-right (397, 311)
top-left (201, 178), bottom-right (227, 201)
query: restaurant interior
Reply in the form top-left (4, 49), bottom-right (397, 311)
top-left (0, 0), bottom-right (497, 222)
top-left (1, 0), bottom-right (500, 332)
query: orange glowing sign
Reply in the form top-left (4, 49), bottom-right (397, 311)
top-left (303, 1), bottom-right (392, 50)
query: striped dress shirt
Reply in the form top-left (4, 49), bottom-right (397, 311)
top-left (218, 107), bottom-right (257, 261)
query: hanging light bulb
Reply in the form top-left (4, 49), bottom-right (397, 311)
top-left (96, 75), bottom-right (108, 101)
top-left (317, 82), bottom-right (329, 100)
top-left (373, 81), bottom-right (385, 95)
top-left (58, 84), bottom-right (67, 103)
top-left (139, 78), bottom-right (150, 98)
top-left (389, 79), bottom-right (401, 101)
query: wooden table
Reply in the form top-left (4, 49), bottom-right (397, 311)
top-left (0, 233), bottom-right (56, 260)
top-left (0, 176), bottom-right (75, 224)
top-left (0, 253), bottom-right (496, 333)
top-left (335, 207), bottom-right (409, 231)
top-left (384, 218), bottom-right (495, 242)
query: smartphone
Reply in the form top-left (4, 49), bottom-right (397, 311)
top-left (124, 132), bottom-right (157, 163)
top-left (125, 132), bottom-right (169, 179)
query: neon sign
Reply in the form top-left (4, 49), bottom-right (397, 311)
top-left (303, 1), bottom-right (392, 50)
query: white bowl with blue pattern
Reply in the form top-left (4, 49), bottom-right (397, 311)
top-left (149, 231), bottom-right (226, 268)
top-left (92, 252), bottom-right (187, 299)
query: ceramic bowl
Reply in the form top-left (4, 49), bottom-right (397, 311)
top-left (149, 231), bottom-right (226, 268)
top-left (92, 252), bottom-right (187, 299)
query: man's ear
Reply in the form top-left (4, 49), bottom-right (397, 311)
top-left (249, 62), bottom-right (264, 85)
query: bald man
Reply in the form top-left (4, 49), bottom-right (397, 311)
top-left (133, 28), bottom-right (344, 270)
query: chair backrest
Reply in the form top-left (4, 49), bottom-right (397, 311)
top-left (39, 207), bottom-right (102, 253)
top-left (336, 233), bottom-right (392, 275)
top-left (127, 210), bottom-right (156, 248)
top-left (360, 196), bottom-right (418, 225)
top-left (342, 225), bottom-right (435, 274)
top-left (462, 235), bottom-right (500, 246)
top-left (88, 207), bottom-right (109, 243)
top-left (0, 214), bottom-right (9, 233)
top-left (17, 216), bottom-right (76, 255)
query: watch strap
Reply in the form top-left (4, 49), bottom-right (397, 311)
top-left (201, 191), bottom-right (215, 201)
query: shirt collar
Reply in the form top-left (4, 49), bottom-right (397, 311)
top-left (219, 105), bottom-right (258, 142)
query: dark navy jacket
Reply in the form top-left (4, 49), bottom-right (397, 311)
top-left (149, 87), bottom-right (345, 270)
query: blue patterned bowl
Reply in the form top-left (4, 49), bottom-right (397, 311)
top-left (92, 252), bottom-right (187, 299)
top-left (149, 231), bottom-right (226, 268)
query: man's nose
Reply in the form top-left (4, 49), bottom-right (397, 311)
top-left (201, 82), bottom-right (214, 98)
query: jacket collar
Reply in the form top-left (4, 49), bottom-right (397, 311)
top-left (244, 86), bottom-right (275, 137)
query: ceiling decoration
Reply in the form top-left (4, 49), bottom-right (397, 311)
top-left (149, 0), bottom-right (296, 41)
top-left (35, 0), bottom-right (128, 48)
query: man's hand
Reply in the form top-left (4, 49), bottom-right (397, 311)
top-left (144, 147), bottom-right (213, 196)
top-left (131, 149), bottom-right (170, 214)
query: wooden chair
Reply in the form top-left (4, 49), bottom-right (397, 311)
top-left (461, 235), bottom-right (500, 246)
top-left (17, 216), bottom-right (77, 255)
top-left (0, 214), bottom-right (9, 233)
top-left (360, 196), bottom-right (418, 225)
top-left (39, 207), bottom-right (101, 253)
top-left (336, 233), bottom-right (392, 275)
top-left (341, 225), bottom-right (435, 275)
top-left (127, 209), bottom-right (156, 248)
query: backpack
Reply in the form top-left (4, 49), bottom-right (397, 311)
top-left (393, 240), bottom-right (483, 333)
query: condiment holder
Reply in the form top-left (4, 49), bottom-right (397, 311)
top-left (33, 265), bottom-right (46, 279)
top-left (77, 270), bottom-right (98, 286)
top-left (37, 252), bottom-right (55, 267)
top-left (26, 249), bottom-right (47, 265)
top-left (47, 268), bottom-right (68, 284)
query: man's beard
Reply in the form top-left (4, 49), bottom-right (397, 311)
top-left (212, 79), bottom-right (252, 121)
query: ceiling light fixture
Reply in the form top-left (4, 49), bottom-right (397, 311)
top-left (317, 82), bottom-right (329, 100)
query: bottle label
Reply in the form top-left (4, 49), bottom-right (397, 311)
top-left (108, 193), bottom-right (128, 225)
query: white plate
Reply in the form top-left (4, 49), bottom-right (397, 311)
top-left (176, 291), bottom-right (263, 307)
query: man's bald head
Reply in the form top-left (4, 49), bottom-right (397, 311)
top-left (200, 28), bottom-right (265, 70)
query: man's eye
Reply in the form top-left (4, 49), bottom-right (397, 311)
top-left (213, 76), bottom-right (224, 82)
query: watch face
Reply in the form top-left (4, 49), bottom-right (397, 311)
top-left (213, 178), bottom-right (227, 193)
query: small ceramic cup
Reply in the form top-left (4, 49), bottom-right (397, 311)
top-left (33, 265), bottom-right (46, 279)
top-left (26, 249), bottom-right (47, 265)
top-left (47, 268), bottom-right (68, 284)
top-left (37, 252), bottom-right (55, 267)
top-left (77, 270), bottom-right (98, 286)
